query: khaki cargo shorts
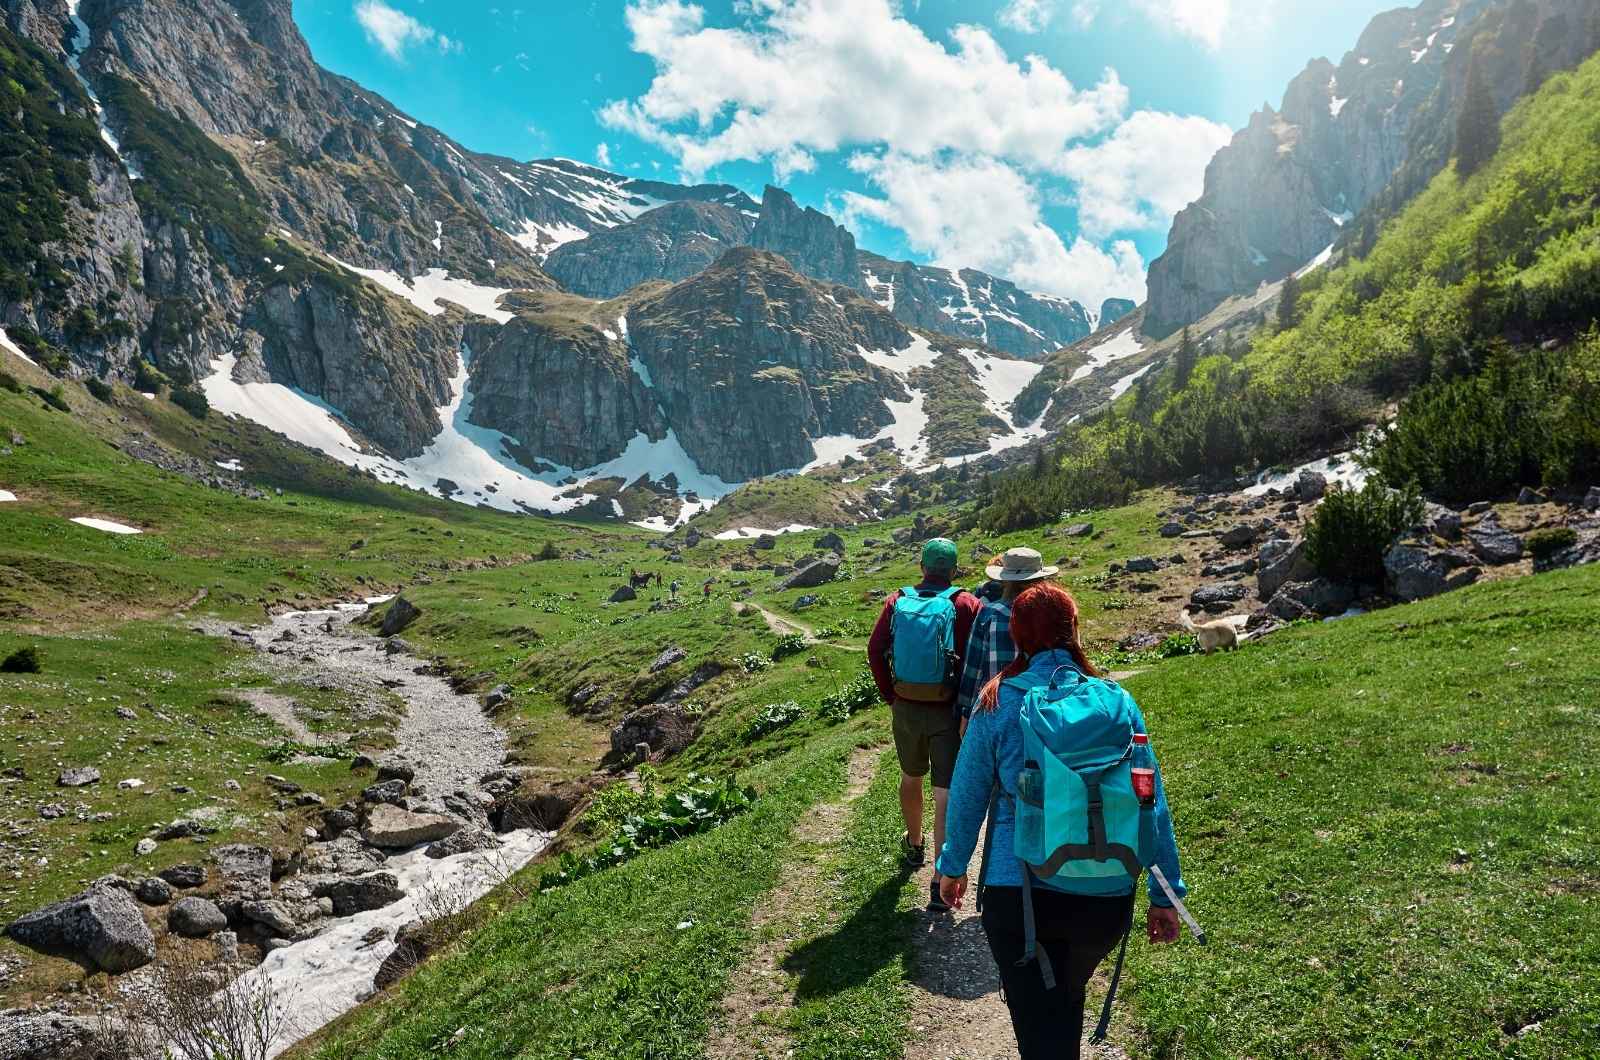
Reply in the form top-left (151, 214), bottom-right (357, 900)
top-left (891, 699), bottom-right (959, 789)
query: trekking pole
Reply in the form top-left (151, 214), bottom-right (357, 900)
top-left (1148, 864), bottom-right (1206, 944)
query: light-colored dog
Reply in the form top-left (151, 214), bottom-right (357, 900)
top-left (1179, 609), bottom-right (1239, 654)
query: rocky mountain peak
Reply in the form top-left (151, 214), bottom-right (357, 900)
top-left (749, 185), bottom-right (863, 289)
top-left (542, 200), bottom-right (755, 300)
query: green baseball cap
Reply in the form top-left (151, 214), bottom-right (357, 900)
top-left (920, 537), bottom-right (958, 572)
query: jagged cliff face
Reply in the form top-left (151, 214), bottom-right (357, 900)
top-left (748, 185), bottom-right (863, 289)
top-left (625, 248), bottom-right (903, 481)
top-left (543, 202), bottom-right (755, 300)
top-left (1144, 0), bottom-right (1596, 338)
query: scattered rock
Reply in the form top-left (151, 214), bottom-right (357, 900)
top-left (1123, 556), bottom-right (1160, 574)
top-left (1585, 486), bottom-right (1600, 512)
top-left (376, 760), bottom-right (416, 784)
top-left (134, 838), bottom-right (157, 857)
top-left (134, 877), bottom-right (171, 906)
top-left (37, 803), bottom-right (65, 820)
top-left (1384, 543), bottom-right (1482, 603)
top-left (1275, 579), bottom-right (1356, 617)
top-left (655, 660), bottom-right (725, 705)
top-left (168, 896), bottom-right (228, 939)
top-left (1467, 524), bottom-right (1524, 566)
top-left (321, 808), bottom-right (360, 838)
top-left (373, 919), bottom-right (432, 991)
top-left (158, 864), bottom-right (207, 889)
top-left (383, 637), bottom-right (414, 656)
top-left (211, 844), bottom-right (273, 898)
top-left (1423, 503), bottom-right (1463, 540)
top-left (361, 804), bottom-right (461, 849)
top-left (1157, 522), bottom-right (1184, 538)
top-left (4, 883), bottom-right (157, 972)
top-left (0, 1010), bottom-right (108, 1060)
top-left (1063, 522), bottom-right (1095, 538)
top-left (362, 779), bottom-right (409, 806)
top-left (484, 684), bottom-right (512, 709)
top-left (782, 553), bottom-right (841, 590)
top-left (314, 872), bottom-right (405, 916)
top-left (424, 829), bottom-right (500, 859)
top-left (154, 819), bottom-right (212, 841)
top-left (1516, 486), bottom-right (1545, 506)
top-left (1190, 583), bottom-right (1249, 611)
top-left (608, 584), bottom-right (637, 603)
top-left (56, 767), bottom-right (100, 788)
top-left (752, 534), bottom-right (777, 550)
top-left (378, 596), bottom-right (422, 637)
top-left (240, 900), bottom-right (299, 937)
top-left (1218, 524), bottom-right (1257, 549)
top-left (650, 646), bottom-right (688, 673)
top-left (1257, 538), bottom-right (1315, 601)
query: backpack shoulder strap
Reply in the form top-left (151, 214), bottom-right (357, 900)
top-left (936, 586), bottom-right (961, 601)
top-left (898, 585), bottom-right (920, 600)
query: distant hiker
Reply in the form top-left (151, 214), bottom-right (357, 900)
top-left (867, 537), bottom-right (982, 913)
top-left (955, 548), bottom-right (1058, 741)
top-left (937, 582), bottom-right (1190, 1060)
top-left (669, 578), bottom-right (681, 601)
top-left (702, 579), bottom-right (714, 599)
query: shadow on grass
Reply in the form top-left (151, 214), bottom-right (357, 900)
top-left (783, 865), bottom-right (916, 1001)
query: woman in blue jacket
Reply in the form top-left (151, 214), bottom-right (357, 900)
top-left (937, 581), bottom-right (1187, 1059)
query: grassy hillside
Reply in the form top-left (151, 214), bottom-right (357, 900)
top-left (983, 51), bottom-right (1600, 530)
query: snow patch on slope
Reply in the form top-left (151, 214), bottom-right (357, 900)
top-left (327, 261), bottom-right (514, 323)
top-left (0, 327), bottom-right (35, 365)
top-left (1069, 328), bottom-right (1144, 383)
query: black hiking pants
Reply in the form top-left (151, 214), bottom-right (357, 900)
top-left (980, 886), bottom-right (1135, 1060)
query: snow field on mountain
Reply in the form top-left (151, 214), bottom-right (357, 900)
top-left (1069, 327), bottom-right (1144, 383)
top-left (0, 326), bottom-right (34, 365)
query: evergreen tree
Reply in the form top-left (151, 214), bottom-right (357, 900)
top-left (1172, 326), bottom-right (1198, 389)
top-left (1356, 217), bottom-right (1379, 259)
top-left (1277, 270), bottom-right (1301, 331)
top-left (1455, 50), bottom-right (1500, 178)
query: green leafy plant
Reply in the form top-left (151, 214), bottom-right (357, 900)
top-left (745, 700), bottom-right (804, 740)
top-left (170, 385), bottom-right (209, 420)
top-left (85, 377), bottom-right (113, 403)
top-left (540, 772), bottom-right (756, 891)
top-left (0, 369), bottom-right (19, 393)
top-left (770, 633), bottom-right (808, 662)
top-left (817, 668), bottom-right (879, 723)
top-left (1305, 479), bottom-right (1425, 586)
top-left (263, 740), bottom-right (352, 763)
top-left (738, 651), bottom-right (771, 674)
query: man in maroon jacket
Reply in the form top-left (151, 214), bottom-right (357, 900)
top-left (867, 538), bottom-right (982, 912)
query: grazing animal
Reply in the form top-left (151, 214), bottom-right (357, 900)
top-left (1179, 609), bottom-right (1239, 654)
top-left (629, 570), bottom-right (653, 590)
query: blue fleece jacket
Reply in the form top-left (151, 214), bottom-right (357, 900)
top-left (934, 649), bottom-right (1188, 906)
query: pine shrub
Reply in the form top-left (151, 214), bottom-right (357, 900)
top-left (1, 646), bottom-right (41, 674)
top-left (1305, 479), bottom-right (1425, 586)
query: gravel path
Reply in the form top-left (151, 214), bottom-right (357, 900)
top-left (227, 602), bottom-right (507, 795)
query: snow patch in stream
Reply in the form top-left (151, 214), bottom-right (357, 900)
top-left (236, 831), bottom-right (552, 1058)
top-left (1245, 451), bottom-right (1369, 496)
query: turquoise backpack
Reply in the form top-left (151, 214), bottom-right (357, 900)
top-left (977, 665), bottom-right (1196, 1043)
top-left (889, 586), bottom-right (960, 701)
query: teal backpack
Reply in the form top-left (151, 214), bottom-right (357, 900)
top-left (889, 586), bottom-right (960, 701)
top-left (977, 665), bottom-right (1204, 1043)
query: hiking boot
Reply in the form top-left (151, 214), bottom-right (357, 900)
top-left (900, 833), bottom-right (925, 869)
top-left (927, 877), bottom-right (950, 913)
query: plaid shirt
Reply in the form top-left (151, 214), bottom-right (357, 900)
top-left (956, 601), bottom-right (1015, 719)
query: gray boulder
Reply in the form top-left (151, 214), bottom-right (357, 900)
top-left (783, 554), bottom-right (841, 590)
top-left (1516, 486), bottom-right (1545, 505)
top-left (1157, 522), bottom-right (1184, 538)
top-left (0, 1010), bottom-right (109, 1060)
top-left (752, 534), bottom-right (777, 550)
top-left (314, 872), bottom-right (405, 916)
top-left (134, 877), bottom-right (172, 906)
top-left (610, 704), bottom-right (699, 759)
top-left (158, 864), bottom-right (207, 889)
top-left (1257, 538), bottom-right (1316, 601)
top-left (1467, 524), bottom-right (1523, 566)
top-left (240, 900), bottom-right (299, 938)
top-left (56, 767), bottom-right (100, 787)
top-left (378, 596), bottom-right (422, 637)
top-left (1423, 503), bottom-right (1462, 540)
top-left (1218, 524), bottom-right (1257, 549)
top-left (425, 829), bottom-right (501, 859)
top-left (1384, 543), bottom-right (1481, 603)
top-left (608, 584), bottom-right (637, 603)
top-left (1296, 470), bottom-right (1328, 502)
top-left (1123, 556), bottom-right (1160, 574)
top-left (376, 760), bottom-right (416, 784)
top-left (211, 844), bottom-right (273, 898)
top-left (1585, 486), bottom-right (1600, 512)
top-left (362, 779), bottom-right (409, 806)
top-left (5, 883), bottom-right (157, 972)
top-left (168, 896), bottom-right (228, 939)
top-left (1190, 583), bottom-right (1249, 611)
top-left (373, 919), bottom-right (431, 991)
top-left (1063, 522), bottom-right (1095, 538)
top-left (1276, 579), bottom-right (1356, 617)
top-left (322, 808), bottom-right (359, 837)
top-left (362, 804), bottom-right (461, 849)
top-left (1536, 530), bottom-right (1600, 572)
top-left (814, 531), bottom-right (846, 553)
top-left (650, 646), bottom-right (687, 673)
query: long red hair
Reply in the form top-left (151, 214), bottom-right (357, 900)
top-left (977, 581), bottom-right (1098, 712)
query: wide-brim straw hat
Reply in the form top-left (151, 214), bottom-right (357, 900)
top-left (985, 546), bottom-right (1059, 583)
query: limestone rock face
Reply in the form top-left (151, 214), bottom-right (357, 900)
top-left (750, 186), bottom-right (862, 289)
top-left (4, 882), bottom-right (157, 973)
top-left (1144, 0), bottom-right (1594, 337)
top-left (625, 248), bottom-right (906, 480)
top-left (361, 804), bottom-right (461, 849)
top-left (1099, 299), bottom-right (1137, 329)
top-left (544, 202), bottom-right (756, 299)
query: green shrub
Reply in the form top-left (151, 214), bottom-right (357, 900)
top-left (817, 668), bottom-right (879, 722)
top-left (0, 369), bottom-right (19, 393)
top-left (534, 541), bottom-right (561, 561)
top-left (770, 632), bottom-right (808, 662)
top-left (0, 646), bottom-right (41, 674)
top-left (170, 385), bottom-right (209, 420)
top-left (1527, 527), bottom-right (1578, 560)
top-left (30, 385), bottom-right (68, 412)
top-left (85, 377), bottom-right (113, 403)
top-left (744, 700), bottom-right (805, 740)
top-left (1305, 479), bottom-right (1425, 586)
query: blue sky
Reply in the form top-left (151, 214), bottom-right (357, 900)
top-left (292, 0), bottom-right (1398, 307)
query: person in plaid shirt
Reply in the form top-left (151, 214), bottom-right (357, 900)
top-left (955, 548), bottom-right (1060, 739)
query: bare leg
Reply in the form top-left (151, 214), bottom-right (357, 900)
top-left (899, 773), bottom-right (924, 849)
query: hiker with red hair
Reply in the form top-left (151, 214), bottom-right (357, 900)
top-left (935, 581), bottom-right (1190, 1060)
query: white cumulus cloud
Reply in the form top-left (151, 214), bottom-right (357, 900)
top-left (600, 0), bottom-right (1127, 180)
top-left (1057, 110), bottom-right (1232, 237)
top-left (997, 0), bottom-right (1054, 33)
top-left (354, 1), bottom-right (460, 60)
top-left (596, 142), bottom-right (614, 168)
top-left (840, 152), bottom-right (1146, 310)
